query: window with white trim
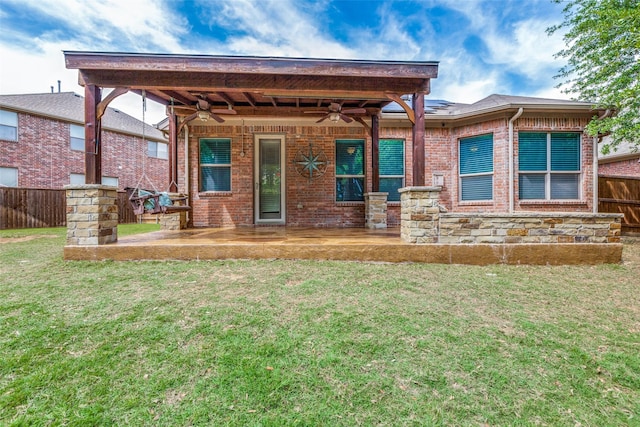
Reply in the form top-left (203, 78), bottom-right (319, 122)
top-left (0, 167), bottom-right (18, 187)
top-left (518, 132), bottom-right (581, 200)
top-left (0, 110), bottom-right (18, 141)
top-left (379, 139), bottom-right (405, 202)
top-left (336, 139), bottom-right (365, 201)
top-left (70, 124), bottom-right (85, 151)
top-left (459, 134), bottom-right (493, 201)
top-left (200, 138), bottom-right (231, 192)
top-left (148, 141), bottom-right (169, 159)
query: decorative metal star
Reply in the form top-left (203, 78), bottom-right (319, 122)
top-left (294, 145), bottom-right (328, 182)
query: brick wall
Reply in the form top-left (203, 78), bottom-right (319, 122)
top-left (599, 157), bottom-right (640, 177)
top-left (0, 112), bottom-right (168, 190)
top-left (176, 113), bottom-right (597, 228)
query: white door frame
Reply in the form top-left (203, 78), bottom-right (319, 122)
top-left (254, 134), bottom-right (286, 225)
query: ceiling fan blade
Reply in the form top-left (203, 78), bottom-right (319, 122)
top-left (341, 108), bottom-right (367, 115)
top-left (172, 105), bottom-right (196, 112)
top-left (316, 116), bottom-right (329, 123)
top-left (183, 112), bottom-right (198, 123)
top-left (339, 114), bottom-right (353, 123)
top-left (209, 113), bottom-right (225, 123)
top-left (211, 108), bottom-right (237, 115)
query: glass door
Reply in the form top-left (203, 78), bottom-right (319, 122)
top-left (254, 135), bottom-right (285, 224)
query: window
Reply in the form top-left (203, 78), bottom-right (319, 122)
top-left (70, 124), bottom-right (85, 151)
top-left (102, 176), bottom-right (119, 187)
top-left (379, 139), bottom-right (405, 202)
top-left (200, 138), bottom-right (231, 192)
top-left (148, 141), bottom-right (169, 159)
top-left (0, 110), bottom-right (18, 141)
top-left (70, 173), bottom-right (85, 185)
top-left (459, 134), bottom-right (493, 201)
top-left (0, 167), bottom-right (18, 187)
top-left (518, 132), bottom-right (581, 200)
top-left (335, 139), bottom-right (365, 201)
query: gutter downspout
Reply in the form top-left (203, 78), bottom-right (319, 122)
top-left (508, 108), bottom-right (524, 213)
top-left (593, 109), bottom-right (612, 213)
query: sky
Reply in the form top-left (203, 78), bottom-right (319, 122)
top-left (0, 0), bottom-right (570, 123)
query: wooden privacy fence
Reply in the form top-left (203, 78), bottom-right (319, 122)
top-left (0, 188), bottom-right (137, 229)
top-left (598, 175), bottom-right (640, 234)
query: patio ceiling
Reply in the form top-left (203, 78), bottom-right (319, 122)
top-left (64, 52), bottom-right (439, 119)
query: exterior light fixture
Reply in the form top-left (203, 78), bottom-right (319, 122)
top-left (347, 146), bottom-right (356, 155)
top-left (197, 110), bottom-right (209, 121)
top-left (329, 112), bottom-right (340, 122)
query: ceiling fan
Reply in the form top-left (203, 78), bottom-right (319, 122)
top-left (173, 97), bottom-right (237, 123)
top-left (304, 102), bottom-right (366, 123)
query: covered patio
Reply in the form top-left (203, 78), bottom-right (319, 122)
top-left (63, 226), bottom-right (621, 265)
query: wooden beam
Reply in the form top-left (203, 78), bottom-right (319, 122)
top-left (386, 93), bottom-right (415, 124)
top-left (65, 52), bottom-right (439, 79)
top-left (84, 85), bottom-right (101, 184)
top-left (412, 92), bottom-right (425, 186)
top-left (354, 117), bottom-right (372, 136)
top-left (168, 113), bottom-right (178, 192)
top-left (215, 91), bottom-right (235, 106)
top-left (76, 70), bottom-right (431, 96)
top-left (241, 92), bottom-right (256, 107)
top-left (97, 87), bottom-right (128, 119)
top-left (371, 115), bottom-right (380, 192)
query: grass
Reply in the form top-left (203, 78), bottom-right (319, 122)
top-left (1, 224), bottom-right (638, 426)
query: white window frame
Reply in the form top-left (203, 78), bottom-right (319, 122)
top-left (379, 139), bottom-right (405, 202)
top-left (0, 166), bottom-right (18, 187)
top-left (148, 141), bottom-right (169, 159)
top-left (0, 110), bottom-right (18, 141)
top-left (70, 124), bottom-right (85, 151)
top-left (518, 132), bottom-right (582, 200)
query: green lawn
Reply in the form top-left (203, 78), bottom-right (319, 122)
top-left (1, 225), bottom-right (638, 426)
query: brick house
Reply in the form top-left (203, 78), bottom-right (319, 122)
top-left (0, 92), bottom-right (168, 190)
top-left (598, 136), bottom-right (640, 177)
top-left (61, 52), bottom-right (622, 263)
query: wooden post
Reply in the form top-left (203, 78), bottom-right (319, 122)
top-left (168, 112), bottom-right (178, 192)
top-left (371, 114), bottom-right (380, 192)
top-left (412, 92), bottom-right (425, 186)
top-left (84, 85), bottom-right (101, 184)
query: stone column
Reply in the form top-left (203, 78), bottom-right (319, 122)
top-left (364, 192), bottom-right (388, 229)
top-left (159, 212), bottom-right (187, 230)
top-left (65, 184), bottom-right (118, 245)
top-left (399, 186), bottom-right (442, 243)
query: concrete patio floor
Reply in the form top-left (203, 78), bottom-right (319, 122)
top-left (63, 226), bottom-right (623, 265)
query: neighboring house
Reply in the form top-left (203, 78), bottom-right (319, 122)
top-left (598, 136), bottom-right (640, 177)
top-left (0, 92), bottom-right (169, 190)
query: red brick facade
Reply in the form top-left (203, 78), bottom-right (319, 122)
top-left (599, 157), bottom-right (640, 177)
top-left (0, 111), bottom-right (168, 190)
top-left (177, 111), bottom-right (596, 228)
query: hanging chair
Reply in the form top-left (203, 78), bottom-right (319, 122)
top-left (125, 187), bottom-right (191, 216)
top-left (126, 90), bottom-right (191, 216)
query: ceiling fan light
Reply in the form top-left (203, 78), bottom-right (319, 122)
top-left (197, 110), bottom-right (209, 121)
top-left (329, 112), bottom-right (340, 122)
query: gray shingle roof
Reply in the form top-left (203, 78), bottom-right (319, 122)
top-left (0, 92), bottom-right (166, 141)
top-left (382, 94), bottom-right (596, 118)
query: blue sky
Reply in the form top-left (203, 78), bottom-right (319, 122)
top-left (0, 0), bottom-right (569, 122)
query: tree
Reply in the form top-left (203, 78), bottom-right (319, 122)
top-left (547, 0), bottom-right (640, 153)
